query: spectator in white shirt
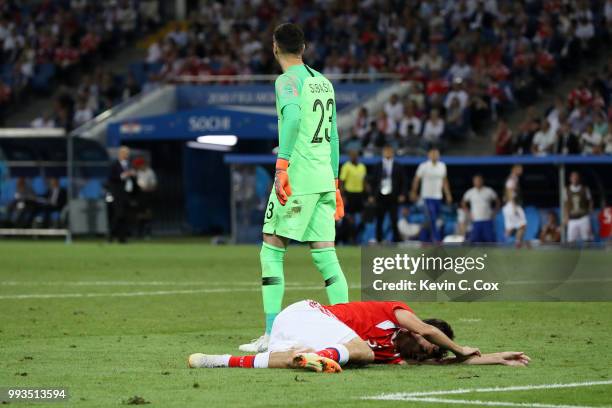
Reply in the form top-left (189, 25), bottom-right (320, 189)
top-left (444, 78), bottom-right (469, 110)
top-left (384, 93), bottom-right (404, 125)
top-left (502, 198), bottom-right (527, 247)
top-left (146, 40), bottom-right (162, 64)
top-left (546, 96), bottom-right (565, 132)
top-left (575, 17), bottom-right (595, 41)
top-left (531, 119), bottom-right (557, 155)
top-left (448, 54), bottom-right (472, 81)
top-left (462, 174), bottom-right (500, 243)
top-left (604, 120), bottom-right (612, 154)
top-left (353, 107), bottom-right (370, 141)
top-left (606, 0), bottom-right (612, 24)
top-left (580, 123), bottom-right (603, 154)
top-left (31, 111), bottom-right (55, 128)
top-left (422, 109), bottom-right (445, 150)
top-left (377, 110), bottom-right (397, 138)
top-left (398, 103), bottom-right (422, 139)
top-left (73, 97), bottom-right (94, 127)
top-left (410, 148), bottom-right (453, 242)
top-left (419, 46), bottom-right (444, 72)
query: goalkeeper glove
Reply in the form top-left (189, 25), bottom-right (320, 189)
top-left (274, 158), bottom-right (292, 206)
top-left (334, 179), bottom-right (344, 221)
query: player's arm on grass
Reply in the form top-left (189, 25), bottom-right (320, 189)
top-left (402, 352), bottom-right (530, 367)
top-left (274, 75), bottom-right (301, 205)
top-left (394, 309), bottom-right (480, 358)
top-left (330, 99), bottom-right (344, 220)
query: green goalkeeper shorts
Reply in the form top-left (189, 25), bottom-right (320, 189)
top-left (262, 190), bottom-right (336, 242)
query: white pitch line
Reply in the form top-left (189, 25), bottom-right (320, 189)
top-left (366, 379), bottom-right (612, 401)
top-left (0, 281), bottom-right (257, 286)
top-left (396, 397), bottom-right (602, 408)
top-left (506, 277), bottom-right (612, 285)
top-left (0, 280), bottom-right (325, 287)
top-left (0, 284), bottom-right (362, 300)
top-left (0, 280), bottom-right (326, 286)
top-left (368, 379), bottom-right (612, 399)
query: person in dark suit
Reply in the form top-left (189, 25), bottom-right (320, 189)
top-left (106, 146), bottom-right (136, 243)
top-left (369, 145), bottom-right (405, 242)
top-left (36, 177), bottom-right (67, 227)
top-left (6, 177), bottom-right (37, 227)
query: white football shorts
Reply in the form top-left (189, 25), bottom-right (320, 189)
top-left (567, 215), bottom-right (591, 242)
top-left (268, 300), bottom-right (359, 352)
top-left (503, 202), bottom-right (527, 231)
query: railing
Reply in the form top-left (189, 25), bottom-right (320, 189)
top-left (168, 72), bottom-right (403, 84)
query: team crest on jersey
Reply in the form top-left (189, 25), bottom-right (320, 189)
top-left (281, 84), bottom-right (297, 96)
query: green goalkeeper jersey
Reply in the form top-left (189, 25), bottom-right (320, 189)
top-left (275, 64), bottom-right (338, 196)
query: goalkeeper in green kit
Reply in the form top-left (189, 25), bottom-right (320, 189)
top-left (239, 23), bottom-right (349, 352)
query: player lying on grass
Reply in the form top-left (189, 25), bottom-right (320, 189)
top-left (189, 300), bottom-right (530, 373)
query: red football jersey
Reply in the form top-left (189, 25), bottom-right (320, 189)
top-left (323, 301), bottom-right (413, 364)
top-left (598, 207), bottom-right (612, 238)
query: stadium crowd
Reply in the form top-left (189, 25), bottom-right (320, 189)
top-left (494, 58), bottom-right (612, 155)
top-left (341, 0), bottom-right (611, 154)
top-left (17, 0), bottom-right (612, 143)
top-left (29, 68), bottom-right (144, 131)
top-left (0, 0), bottom-right (159, 125)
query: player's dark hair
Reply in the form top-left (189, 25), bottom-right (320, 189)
top-left (273, 23), bottom-right (305, 55)
top-left (423, 318), bottom-right (454, 360)
top-left (424, 318), bottom-right (454, 340)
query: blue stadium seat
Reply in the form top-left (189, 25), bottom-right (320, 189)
top-left (1, 178), bottom-right (17, 206)
top-left (495, 211), bottom-right (508, 243)
top-left (524, 206), bottom-right (541, 241)
top-left (32, 176), bottom-right (48, 196)
top-left (255, 165), bottom-right (271, 200)
top-left (361, 221), bottom-right (376, 244)
top-left (79, 179), bottom-right (104, 199)
top-left (591, 211), bottom-right (601, 242)
top-left (444, 220), bottom-right (457, 237)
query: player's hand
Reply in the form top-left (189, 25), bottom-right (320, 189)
top-left (446, 196), bottom-right (453, 205)
top-left (457, 346), bottom-right (481, 358)
top-left (274, 158), bottom-right (292, 206)
top-left (334, 179), bottom-right (344, 221)
top-left (498, 352), bottom-right (530, 367)
top-left (410, 191), bottom-right (419, 202)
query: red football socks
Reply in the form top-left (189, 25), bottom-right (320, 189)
top-left (316, 348), bottom-right (340, 362)
top-left (228, 355), bottom-right (256, 368)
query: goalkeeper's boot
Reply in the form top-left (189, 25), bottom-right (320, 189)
top-left (188, 353), bottom-right (229, 368)
top-left (293, 352), bottom-right (342, 373)
top-left (238, 334), bottom-right (269, 352)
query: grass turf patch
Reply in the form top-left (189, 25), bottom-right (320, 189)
top-left (0, 242), bottom-right (611, 407)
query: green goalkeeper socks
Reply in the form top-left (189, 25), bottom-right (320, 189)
top-left (260, 242), bottom-right (286, 334)
top-left (311, 247), bottom-right (349, 304)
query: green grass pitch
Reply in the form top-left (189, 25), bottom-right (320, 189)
top-left (0, 241), bottom-right (611, 407)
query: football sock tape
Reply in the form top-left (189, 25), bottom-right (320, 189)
top-left (311, 247), bottom-right (349, 304)
top-left (260, 242), bottom-right (286, 334)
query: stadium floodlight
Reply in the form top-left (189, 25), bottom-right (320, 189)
top-left (196, 135), bottom-right (238, 146)
top-left (187, 135), bottom-right (238, 152)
